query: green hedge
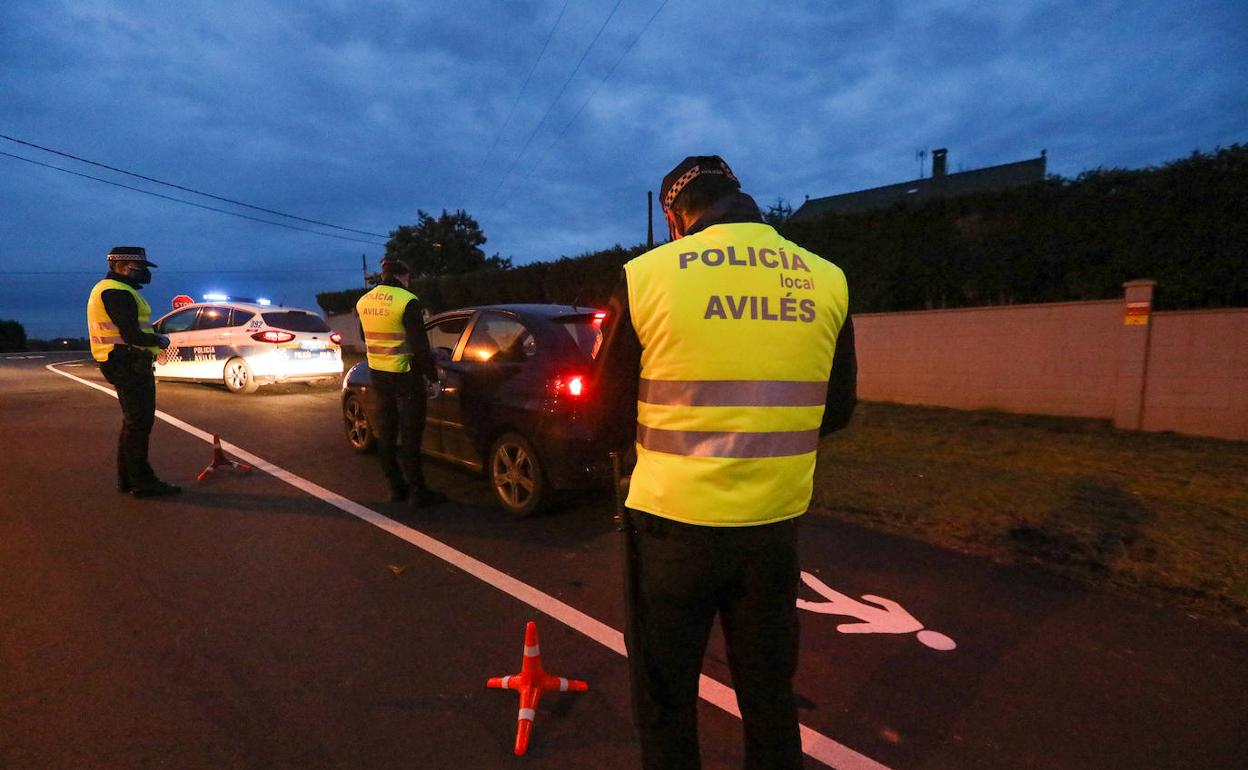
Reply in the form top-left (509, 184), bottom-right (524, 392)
top-left (319, 145), bottom-right (1247, 316)
top-left (318, 244), bottom-right (642, 315)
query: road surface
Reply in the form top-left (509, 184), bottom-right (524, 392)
top-left (2, 352), bottom-right (1245, 769)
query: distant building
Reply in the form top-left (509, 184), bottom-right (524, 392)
top-left (790, 148), bottom-right (1047, 222)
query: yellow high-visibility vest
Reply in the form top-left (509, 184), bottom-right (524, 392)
top-left (623, 221), bottom-right (849, 526)
top-left (356, 284), bottom-right (417, 373)
top-left (86, 279), bottom-right (159, 362)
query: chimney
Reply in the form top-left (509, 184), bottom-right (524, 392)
top-left (932, 148), bottom-right (948, 178)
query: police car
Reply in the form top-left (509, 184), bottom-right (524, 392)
top-left (152, 294), bottom-right (343, 394)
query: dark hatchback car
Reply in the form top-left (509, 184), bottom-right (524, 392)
top-left (341, 304), bottom-right (613, 515)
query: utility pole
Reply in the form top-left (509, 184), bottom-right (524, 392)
top-left (916, 148), bottom-right (927, 179)
top-left (647, 190), bottom-right (654, 249)
top-left (361, 253), bottom-right (368, 287)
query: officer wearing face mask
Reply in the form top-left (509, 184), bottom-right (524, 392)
top-left (86, 246), bottom-right (179, 498)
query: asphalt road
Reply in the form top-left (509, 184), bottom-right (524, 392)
top-left (2, 352), bottom-right (1246, 770)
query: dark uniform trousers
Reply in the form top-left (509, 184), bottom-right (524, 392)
top-left (370, 369), bottom-right (429, 493)
top-left (624, 510), bottom-right (803, 770)
top-left (99, 348), bottom-right (158, 488)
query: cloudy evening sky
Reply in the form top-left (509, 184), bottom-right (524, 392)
top-left (2, 0), bottom-right (1245, 338)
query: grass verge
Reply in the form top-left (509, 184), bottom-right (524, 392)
top-left (810, 402), bottom-right (1248, 628)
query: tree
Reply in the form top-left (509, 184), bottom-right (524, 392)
top-left (0, 319), bottom-right (27, 352)
top-left (763, 197), bottom-right (793, 227)
top-left (384, 209), bottom-right (511, 277)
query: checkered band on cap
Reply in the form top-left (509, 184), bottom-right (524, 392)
top-left (661, 159), bottom-right (739, 210)
top-left (107, 246), bottom-right (147, 262)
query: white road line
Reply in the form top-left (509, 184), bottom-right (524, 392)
top-left (46, 360), bottom-right (891, 770)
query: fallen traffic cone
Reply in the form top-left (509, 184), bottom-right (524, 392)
top-left (196, 434), bottom-right (255, 481)
top-left (486, 621), bottom-right (588, 755)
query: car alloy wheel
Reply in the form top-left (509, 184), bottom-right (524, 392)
top-left (223, 357), bottom-right (259, 394)
top-left (489, 432), bottom-right (546, 517)
top-left (343, 394), bottom-right (375, 453)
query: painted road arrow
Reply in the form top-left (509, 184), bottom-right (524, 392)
top-left (797, 571), bottom-right (957, 651)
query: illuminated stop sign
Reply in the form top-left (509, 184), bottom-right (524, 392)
top-left (172, 294), bottom-right (195, 310)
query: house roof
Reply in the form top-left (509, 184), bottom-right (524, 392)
top-left (791, 154), bottom-right (1047, 222)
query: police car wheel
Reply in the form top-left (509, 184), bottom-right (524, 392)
top-left (488, 432), bottom-right (547, 517)
top-left (343, 394), bottom-right (375, 453)
top-left (223, 357), bottom-right (259, 394)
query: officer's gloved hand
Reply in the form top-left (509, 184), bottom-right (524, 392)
top-left (155, 333), bottom-right (172, 349)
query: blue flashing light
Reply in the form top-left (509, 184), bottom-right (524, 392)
top-left (203, 292), bottom-right (229, 301)
top-left (257, 297), bottom-right (272, 306)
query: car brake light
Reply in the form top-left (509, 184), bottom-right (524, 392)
top-left (551, 373), bottom-right (587, 399)
top-left (592, 312), bottom-right (606, 330)
top-left (329, 332), bottom-right (342, 345)
top-left (251, 330), bottom-right (296, 343)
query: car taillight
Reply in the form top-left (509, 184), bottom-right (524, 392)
top-left (592, 312), bottom-right (606, 330)
top-left (251, 330), bottom-right (296, 343)
top-left (551, 373), bottom-right (588, 399)
top-left (329, 332), bottom-right (342, 345)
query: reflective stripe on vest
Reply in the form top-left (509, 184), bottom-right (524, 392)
top-left (86, 279), bottom-right (159, 362)
top-left (636, 424), bottom-right (821, 458)
top-left (623, 221), bottom-right (849, 527)
top-left (356, 285), bottom-right (417, 372)
top-left (638, 378), bottom-right (827, 408)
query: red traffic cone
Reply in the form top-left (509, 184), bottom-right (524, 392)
top-left (486, 621), bottom-right (588, 755)
top-left (196, 434), bottom-right (255, 481)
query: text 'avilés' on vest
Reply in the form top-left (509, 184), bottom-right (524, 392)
top-left (679, 245), bottom-right (817, 323)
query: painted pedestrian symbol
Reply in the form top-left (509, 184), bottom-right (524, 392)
top-left (797, 571), bottom-right (956, 651)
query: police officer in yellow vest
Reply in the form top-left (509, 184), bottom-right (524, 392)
top-left (355, 257), bottom-right (447, 508)
top-left (592, 156), bottom-right (856, 769)
top-left (86, 246), bottom-right (180, 498)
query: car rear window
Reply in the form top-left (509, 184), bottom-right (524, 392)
top-left (554, 314), bottom-right (603, 358)
top-left (262, 311), bottom-right (330, 333)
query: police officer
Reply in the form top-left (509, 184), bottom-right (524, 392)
top-left (86, 245), bottom-right (179, 498)
top-left (593, 156), bottom-right (857, 769)
top-left (355, 257), bottom-right (447, 508)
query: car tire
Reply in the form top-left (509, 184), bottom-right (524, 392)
top-left (343, 394), bottom-right (375, 453)
top-left (488, 432), bottom-right (547, 517)
top-left (223, 357), bottom-right (259, 394)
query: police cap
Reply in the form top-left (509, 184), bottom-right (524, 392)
top-left (660, 155), bottom-right (740, 211)
top-left (107, 245), bottom-right (158, 268)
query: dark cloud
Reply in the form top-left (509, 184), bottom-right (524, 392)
top-left (1, 0), bottom-right (1244, 337)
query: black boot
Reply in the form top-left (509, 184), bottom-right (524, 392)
top-left (131, 479), bottom-right (182, 498)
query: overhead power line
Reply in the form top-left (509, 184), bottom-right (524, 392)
top-left (0, 132), bottom-right (388, 239)
top-left (476, 0), bottom-right (572, 178)
top-left (8, 268), bottom-right (362, 274)
top-left (0, 150), bottom-right (387, 247)
top-left (524, 0), bottom-right (671, 182)
top-left (489, 0), bottom-right (627, 202)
